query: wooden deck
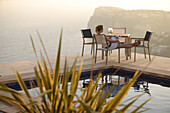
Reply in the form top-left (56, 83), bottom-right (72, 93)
top-left (0, 52), bottom-right (170, 112)
top-left (0, 52), bottom-right (170, 84)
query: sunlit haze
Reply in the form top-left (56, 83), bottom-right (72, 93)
top-left (1, 0), bottom-right (170, 27)
top-left (1, 0), bottom-right (170, 11)
top-left (0, 0), bottom-right (170, 63)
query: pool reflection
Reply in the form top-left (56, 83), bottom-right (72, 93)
top-left (83, 75), bottom-right (151, 98)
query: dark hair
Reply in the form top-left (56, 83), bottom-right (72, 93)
top-left (95, 25), bottom-right (103, 33)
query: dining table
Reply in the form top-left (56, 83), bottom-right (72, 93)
top-left (106, 34), bottom-right (131, 60)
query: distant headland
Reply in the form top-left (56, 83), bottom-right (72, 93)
top-left (88, 6), bottom-right (170, 57)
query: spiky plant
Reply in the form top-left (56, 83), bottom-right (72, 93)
top-left (0, 29), bottom-right (152, 113)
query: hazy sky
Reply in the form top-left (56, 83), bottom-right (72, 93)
top-left (1, 0), bottom-right (170, 29)
top-left (1, 0), bottom-right (170, 13)
top-left (0, 0), bottom-right (170, 63)
top-left (92, 0), bottom-right (170, 11)
top-left (1, 0), bottom-right (170, 25)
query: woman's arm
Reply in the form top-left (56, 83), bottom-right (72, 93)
top-left (106, 37), bottom-right (119, 43)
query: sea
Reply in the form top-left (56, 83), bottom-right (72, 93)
top-left (0, 0), bottom-right (93, 63)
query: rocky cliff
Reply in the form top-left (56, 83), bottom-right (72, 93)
top-left (88, 7), bottom-right (170, 57)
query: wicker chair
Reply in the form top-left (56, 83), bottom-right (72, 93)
top-left (112, 28), bottom-right (126, 34)
top-left (109, 28), bottom-right (131, 59)
top-left (94, 34), bottom-right (120, 65)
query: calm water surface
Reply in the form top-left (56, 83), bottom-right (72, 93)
top-left (0, 0), bottom-right (92, 63)
top-left (25, 76), bottom-right (170, 113)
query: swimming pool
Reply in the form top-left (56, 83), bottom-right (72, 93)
top-left (19, 74), bottom-right (170, 113)
top-left (101, 75), bottom-right (170, 113)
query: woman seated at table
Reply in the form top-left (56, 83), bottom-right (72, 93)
top-left (95, 25), bottom-right (140, 49)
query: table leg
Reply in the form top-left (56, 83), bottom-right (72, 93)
top-left (125, 36), bottom-right (131, 60)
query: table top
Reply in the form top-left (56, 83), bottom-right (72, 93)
top-left (106, 34), bottom-right (130, 37)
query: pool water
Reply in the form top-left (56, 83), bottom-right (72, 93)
top-left (120, 83), bottom-right (170, 113)
top-left (82, 75), bottom-right (170, 113)
top-left (26, 75), bottom-right (170, 113)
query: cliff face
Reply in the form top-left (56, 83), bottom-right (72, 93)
top-left (88, 7), bottom-right (170, 57)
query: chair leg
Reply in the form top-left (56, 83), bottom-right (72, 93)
top-left (106, 51), bottom-right (108, 65)
top-left (148, 47), bottom-right (151, 61)
top-left (95, 49), bottom-right (98, 63)
top-left (118, 48), bottom-right (120, 63)
top-left (109, 50), bottom-right (112, 55)
top-left (92, 44), bottom-right (95, 58)
top-left (90, 45), bottom-right (93, 55)
top-left (125, 48), bottom-right (128, 60)
top-left (102, 50), bottom-right (104, 59)
top-left (130, 48), bottom-right (131, 59)
top-left (134, 47), bottom-right (136, 62)
top-left (91, 44), bottom-right (94, 57)
top-left (82, 43), bottom-right (84, 56)
top-left (144, 48), bottom-right (146, 59)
